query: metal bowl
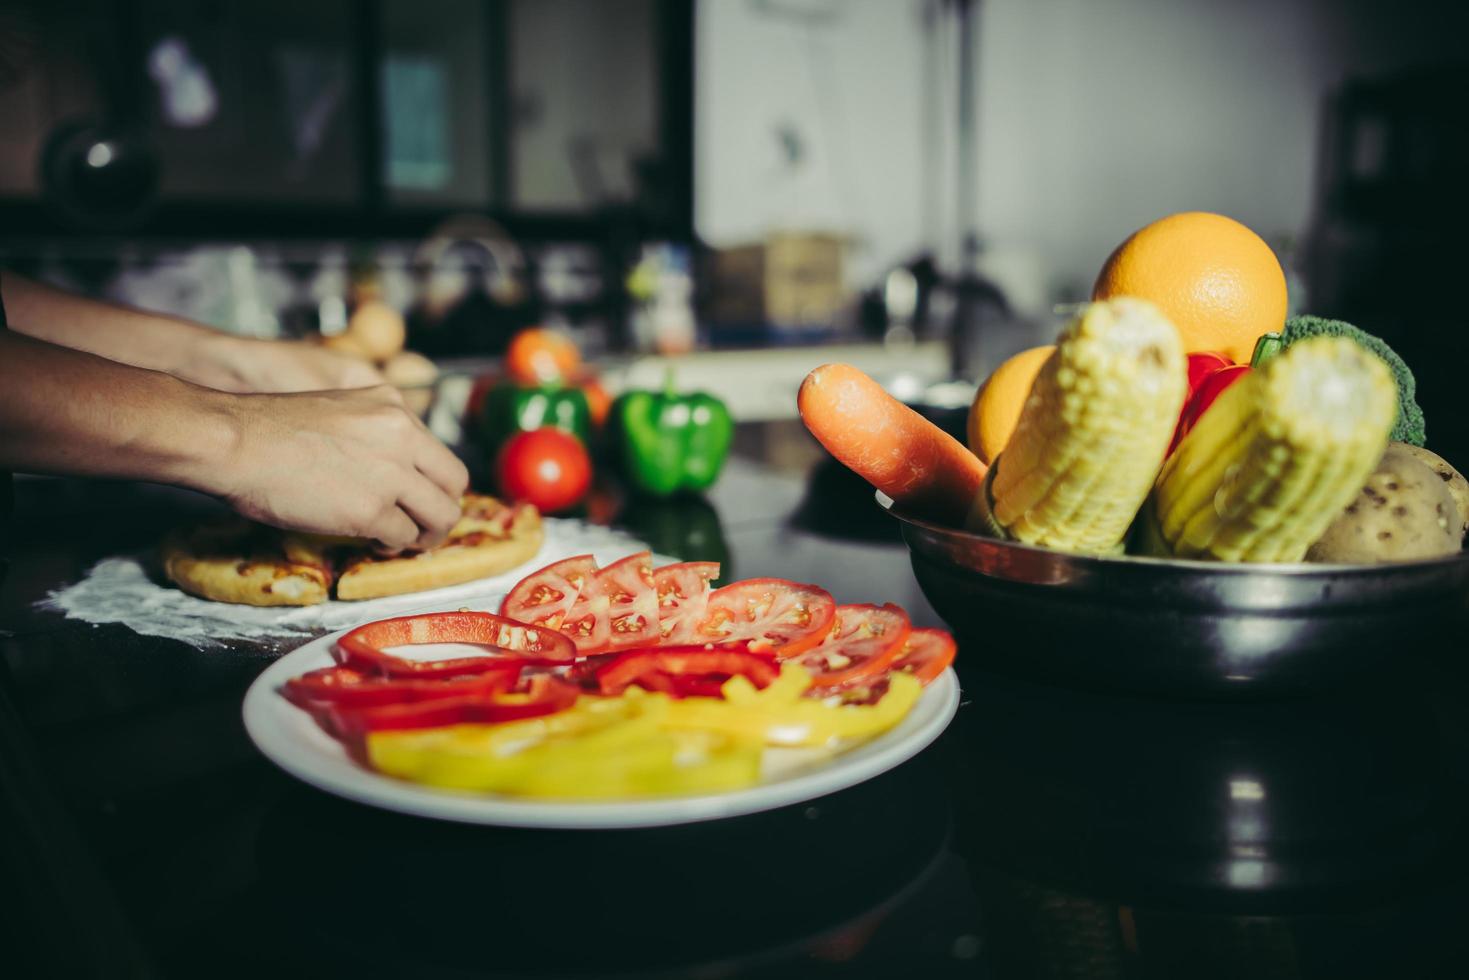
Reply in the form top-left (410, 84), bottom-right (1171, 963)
top-left (881, 494), bottom-right (1469, 699)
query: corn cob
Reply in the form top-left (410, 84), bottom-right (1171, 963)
top-left (970, 297), bottom-right (1187, 553)
top-left (1150, 335), bottom-right (1396, 562)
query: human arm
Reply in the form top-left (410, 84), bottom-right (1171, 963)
top-left (0, 271), bottom-right (384, 393)
top-left (0, 331), bottom-right (466, 551)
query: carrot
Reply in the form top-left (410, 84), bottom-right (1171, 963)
top-left (798, 363), bottom-right (987, 527)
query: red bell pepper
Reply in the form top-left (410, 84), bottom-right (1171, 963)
top-left (1170, 334), bottom-right (1284, 452)
top-left (595, 647), bottom-right (780, 697)
top-left (283, 666), bottom-right (519, 709)
top-left (1168, 352), bottom-right (1233, 453)
top-left (335, 610), bottom-right (578, 679)
top-left (323, 675), bottom-right (580, 737)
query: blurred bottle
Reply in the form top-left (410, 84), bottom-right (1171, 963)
top-left (627, 243), bottom-right (695, 355)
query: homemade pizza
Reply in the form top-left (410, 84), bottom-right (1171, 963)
top-left (162, 494), bottom-right (543, 606)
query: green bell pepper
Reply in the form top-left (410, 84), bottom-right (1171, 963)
top-left (613, 384), bottom-right (733, 496)
top-left (479, 383), bottom-right (591, 453)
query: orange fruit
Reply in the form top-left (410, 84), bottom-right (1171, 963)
top-left (1091, 212), bottom-right (1286, 364)
top-left (967, 345), bottom-right (1055, 465)
top-left (505, 328), bottom-right (581, 384)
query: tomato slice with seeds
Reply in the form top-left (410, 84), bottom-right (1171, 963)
top-left (653, 561), bottom-right (720, 641)
top-left (682, 578), bottom-right (836, 656)
top-left (888, 628), bottom-right (956, 685)
top-left (596, 552), bottom-right (660, 651)
top-left (541, 552), bottom-right (659, 654)
top-left (787, 603), bottom-right (910, 689)
top-left (500, 554), bottom-right (598, 632)
top-left (810, 627), bottom-right (956, 703)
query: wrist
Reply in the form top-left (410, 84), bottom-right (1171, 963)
top-left (165, 383), bottom-right (250, 496)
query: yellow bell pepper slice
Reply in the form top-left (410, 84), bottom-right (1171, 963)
top-left (662, 666), bottom-right (921, 747)
top-left (367, 689), bottom-right (764, 798)
top-left (366, 664), bottom-right (923, 797)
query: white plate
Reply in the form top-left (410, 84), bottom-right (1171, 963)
top-left (242, 596), bottom-right (961, 829)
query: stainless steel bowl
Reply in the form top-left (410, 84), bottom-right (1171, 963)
top-left (881, 494), bottom-right (1469, 698)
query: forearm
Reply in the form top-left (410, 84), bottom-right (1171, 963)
top-left (2, 271), bottom-right (385, 394)
top-left (1, 271), bottom-right (229, 379)
top-left (0, 331), bottom-right (237, 491)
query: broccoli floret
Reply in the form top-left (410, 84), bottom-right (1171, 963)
top-left (1280, 315), bottom-right (1426, 447)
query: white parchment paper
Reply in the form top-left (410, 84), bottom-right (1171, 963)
top-left (39, 518), bottom-right (652, 649)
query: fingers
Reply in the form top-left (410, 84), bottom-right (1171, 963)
top-left (396, 470), bottom-right (464, 550)
top-left (414, 433), bottom-right (470, 501)
top-left (368, 506), bottom-right (421, 555)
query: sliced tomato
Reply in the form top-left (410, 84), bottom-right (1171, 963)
top-left (500, 554), bottom-right (598, 631)
top-left (653, 561), bottom-right (720, 641)
top-left (787, 603), bottom-right (910, 689)
top-left (595, 647), bottom-right (780, 696)
top-left (889, 628), bottom-right (956, 685)
top-left (336, 610), bottom-right (578, 677)
top-left (549, 552), bottom-right (660, 654)
top-left (811, 627), bottom-right (956, 703)
top-left (681, 578), bottom-right (836, 656)
top-left (283, 666), bottom-right (518, 708)
top-left (596, 552), bottom-right (660, 651)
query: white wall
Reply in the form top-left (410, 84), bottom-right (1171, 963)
top-left (696, 0), bottom-right (1466, 312)
top-left (695, 0), bottom-right (932, 288)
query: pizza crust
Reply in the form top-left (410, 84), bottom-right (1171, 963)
top-left (160, 496), bottom-right (543, 606)
top-left (335, 506), bottom-right (543, 600)
top-left (161, 522), bottom-right (331, 607)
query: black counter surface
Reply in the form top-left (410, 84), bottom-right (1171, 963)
top-left (3, 424), bottom-right (1468, 979)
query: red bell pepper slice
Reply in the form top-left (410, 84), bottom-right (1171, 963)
top-left (324, 675), bottom-right (580, 737)
top-left (283, 666), bottom-right (519, 709)
top-left (595, 647), bottom-right (780, 696)
top-left (335, 610), bottom-right (578, 679)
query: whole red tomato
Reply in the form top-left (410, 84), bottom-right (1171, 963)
top-left (495, 428), bottom-right (592, 513)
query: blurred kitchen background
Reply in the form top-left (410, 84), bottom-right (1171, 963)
top-left (1, 0), bottom-right (1466, 457)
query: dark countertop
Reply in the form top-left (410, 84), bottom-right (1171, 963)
top-left (3, 424), bottom-right (1469, 979)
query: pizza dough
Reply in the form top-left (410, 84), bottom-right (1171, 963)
top-left (162, 495), bottom-right (543, 607)
top-left (161, 520), bottom-right (331, 607)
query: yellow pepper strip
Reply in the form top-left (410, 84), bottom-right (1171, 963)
top-left (513, 733), bottom-right (761, 799)
top-left (367, 696), bottom-right (646, 791)
top-left (366, 664), bottom-right (923, 798)
top-left (367, 691), bottom-right (763, 798)
top-left (721, 663), bottom-right (811, 704)
top-left (662, 666), bottom-right (922, 748)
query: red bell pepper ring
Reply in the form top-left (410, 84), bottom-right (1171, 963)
top-left (668, 675), bottom-right (733, 699)
top-left (283, 666), bottom-right (520, 709)
top-left (335, 610), bottom-right (578, 679)
top-left (324, 675), bottom-right (580, 737)
top-left (595, 647), bottom-right (780, 696)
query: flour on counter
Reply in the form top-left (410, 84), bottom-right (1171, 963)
top-left (40, 519), bottom-right (655, 650)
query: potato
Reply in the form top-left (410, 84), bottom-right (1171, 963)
top-left (1392, 442), bottom-right (1469, 539)
top-left (1307, 444), bottom-right (1462, 562)
top-left (345, 300), bottom-right (407, 363)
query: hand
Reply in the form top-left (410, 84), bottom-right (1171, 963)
top-left (188, 335), bottom-right (385, 394)
top-left (211, 385), bottom-right (468, 552)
